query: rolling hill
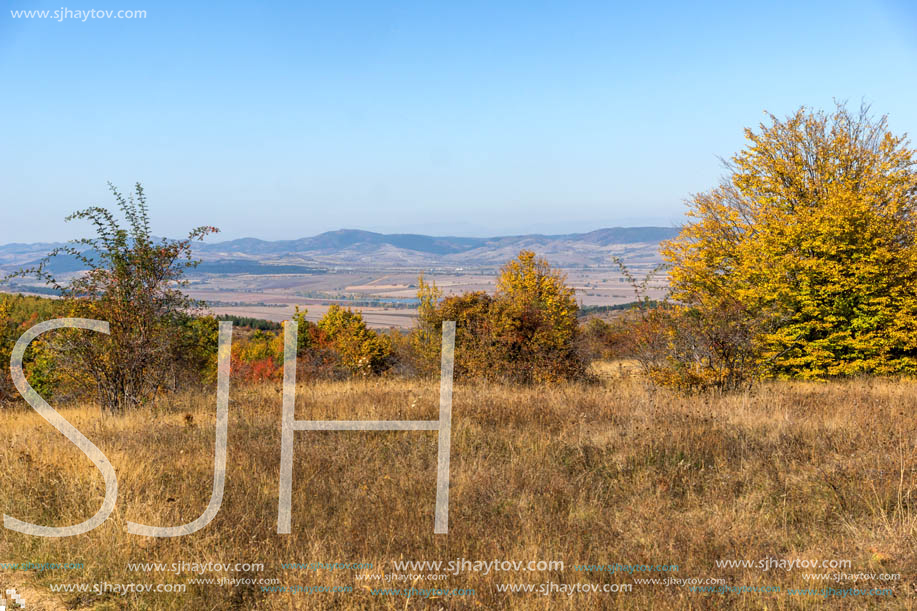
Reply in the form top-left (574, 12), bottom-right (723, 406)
top-left (0, 226), bottom-right (681, 273)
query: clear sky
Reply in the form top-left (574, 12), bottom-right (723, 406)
top-left (2, 0), bottom-right (916, 243)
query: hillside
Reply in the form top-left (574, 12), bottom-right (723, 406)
top-left (0, 227), bottom-right (680, 272)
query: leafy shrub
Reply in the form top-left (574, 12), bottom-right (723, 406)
top-left (173, 314), bottom-right (220, 386)
top-left (231, 329), bottom-right (284, 383)
top-left (610, 256), bottom-right (761, 392)
top-left (0, 296), bottom-right (64, 406)
top-left (316, 305), bottom-right (393, 376)
top-left (620, 301), bottom-right (761, 392)
top-left (578, 317), bottom-right (620, 361)
top-left (414, 251), bottom-right (587, 384)
top-left (5, 183), bottom-right (218, 410)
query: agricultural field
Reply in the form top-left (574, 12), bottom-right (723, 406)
top-left (185, 265), bottom-right (667, 328)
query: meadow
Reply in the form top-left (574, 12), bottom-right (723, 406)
top-left (1, 369), bottom-right (914, 609)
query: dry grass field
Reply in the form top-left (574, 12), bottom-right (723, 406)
top-left (1, 373), bottom-right (915, 609)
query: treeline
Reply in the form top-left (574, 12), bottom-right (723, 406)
top-left (578, 301), bottom-right (655, 316)
top-left (0, 180), bottom-right (632, 405)
top-left (215, 315), bottom-right (282, 331)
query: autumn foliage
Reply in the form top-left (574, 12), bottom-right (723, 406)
top-left (0, 296), bottom-right (61, 405)
top-left (414, 250), bottom-right (586, 383)
top-left (662, 103), bottom-right (917, 383)
top-left (316, 304), bottom-right (393, 376)
top-left (5, 184), bottom-right (219, 410)
top-left (228, 305), bottom-right (393, 383)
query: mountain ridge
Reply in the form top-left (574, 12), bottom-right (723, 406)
top-left (198, 226), bottom-right (680, 254)
top-left (0, 226), bottom-right (681, 271)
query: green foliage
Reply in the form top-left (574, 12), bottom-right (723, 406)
top-left (174, 314), bottom-right (220, 385)
top-left (216, 315), bottom-right (282, 332)
top-left (0, 298), bottom-right (20, 404)
top-left (292, 306), bottom-right (313, 354)
top-left (23, 337), bottom-right (59, 400)
top-left (1, 293), bottom-right (59, 321)
top-left (410, 273), bottom-right (446, 375)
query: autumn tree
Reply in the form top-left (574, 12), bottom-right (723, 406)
top-left (416, 289), bottom-right (495, 379)
top-left (409, 273), bottom-right (443, 374)
top-left (662, 103), bottom-right (917, 380)
top-left (415, 250), bottom-right (585, 383)
top-left (317, 304), bottom-right (393, 376)
top-left (8, 183), bottom-right (218, 410)
top-left (490, 250), bottom-right (583, 382)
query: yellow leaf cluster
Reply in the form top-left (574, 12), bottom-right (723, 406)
top-left (663, 103), bottom-right (917, 379)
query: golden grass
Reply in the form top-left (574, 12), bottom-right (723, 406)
top-left (0, 374), bottom-right (915, 609)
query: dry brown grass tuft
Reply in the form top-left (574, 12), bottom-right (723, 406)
top-left (0, 374), bottom-right (915, 609)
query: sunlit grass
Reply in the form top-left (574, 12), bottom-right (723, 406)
top-left (0, 374), bottom-right (915, 609)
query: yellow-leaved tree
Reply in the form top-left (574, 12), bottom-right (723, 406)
top-left (414, 250), bottom-right (585, 383)
top-left (490, 250), bottom-right (581, 382)
top-left (317, 304), bottom-right (393, 376)
top-left (662, 103), bottom-right (917, 381)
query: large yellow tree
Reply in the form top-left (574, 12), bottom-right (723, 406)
top-left (663, 103), bottom-right (917, 379)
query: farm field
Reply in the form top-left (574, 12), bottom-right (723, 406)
top-left (185, 265), bottom-right (668, 327)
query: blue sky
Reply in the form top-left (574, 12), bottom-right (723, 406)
top-left (1, 0), bottom-right (916, 242)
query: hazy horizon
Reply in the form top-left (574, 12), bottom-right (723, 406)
top-left (0, 221), bottom-right (685, 247)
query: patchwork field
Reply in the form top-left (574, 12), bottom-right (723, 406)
top-left (185, 265), bottom-right (668, 327)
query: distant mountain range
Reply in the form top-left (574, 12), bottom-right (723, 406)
top-left (0, 226), bottom-right (681, 273)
